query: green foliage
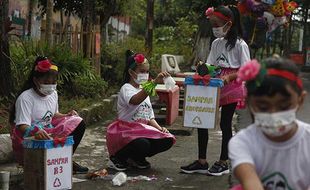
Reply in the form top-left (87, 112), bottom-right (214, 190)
top-left (151, 17), bottom-right (198, 73)
top-left (9, 39), bottom-right (107, 97)
top-left (71, 75), bottom-right (107, 98)
top-left (0, 96), bottom-right (11, 134)
top-left (101, 37), bottom-right (145, 84)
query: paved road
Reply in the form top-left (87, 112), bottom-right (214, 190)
top-left (8, 72), bottom-right (310, 190)
top-left (72, 72), bottom-right (310, 190)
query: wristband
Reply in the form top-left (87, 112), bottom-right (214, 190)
top-left (142, 81), bottom-right (157, 96)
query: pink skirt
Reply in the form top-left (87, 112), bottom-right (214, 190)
top-left (218, 68), bottom-right (246, 109)
top-left (106, 120), bottom-right (176, 156)
top-left (11, 115), bottom-right (82, 165)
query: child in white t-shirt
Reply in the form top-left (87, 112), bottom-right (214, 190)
top-left (229, 57), bottom-right (309, 190)
top-left (181, 5), bottom-right (250, 176)
top-left (10, 56), bottom-right (88, 173)
top-left (106, 51), bottom-right (175, 171)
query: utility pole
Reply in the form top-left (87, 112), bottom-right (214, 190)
top-left (145, 0), bottom-right (154, 57)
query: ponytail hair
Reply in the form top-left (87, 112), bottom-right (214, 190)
top-left (122, 50), bottom-right (135, 84)
top-left (214, 5), bottom-right (243, 50)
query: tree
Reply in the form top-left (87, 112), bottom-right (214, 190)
top-left (27, 0), bottom-right (35, 37)
top-left (161, 0), bottom-right (221, 65)
top-left (96, 0), bottom-right (129, 45)
top-left (38, 0), bottom-right (128, 46)
top-left (0, 0), bottom-right (13, 97)
top-left (45, 0), bottom-right (53, 44)
top-left (145, 0), bottom-right (154, 56)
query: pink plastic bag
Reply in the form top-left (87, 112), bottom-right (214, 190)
top-left (230, 184), bottom-right (243, 190)
top-left (106, 120), bottom-right (175, 156)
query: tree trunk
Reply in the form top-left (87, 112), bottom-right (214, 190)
top-left (302, 6), bottom-right (309, 58)
top-left (60, 9), bottom-right (64, 41)
top-left (27, 0), bottom-right (34, 37)
top-left (0, 0), bottom-right (13, 97)
top-left (145, 0), bottom-right (154, 57)
top-left (45, 0), bottom-right (53, 44)
top-left (99, 0), bottom-right (117, 46)
top-left (191, 17), bottom-right (212, 68)
top-left (192, 30), bottom-right (211, 64)
top-left (82, 0), bottom-right (96, 58)
top-left (61, 12), bottom-right (71, 43)
top-left (287, 15), bottom-right (293, 52)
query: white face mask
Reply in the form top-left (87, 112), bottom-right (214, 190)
top-left (253, 108), bottom-right (297, 137)
top-left (212, 23), bottom-right (228, 38)
top-left (39, 84), bottom-right (57, 96)
top-left (134, 73), bottom-right (149, 85)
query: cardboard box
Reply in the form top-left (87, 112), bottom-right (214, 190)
top-left (23, 136), bottom-right (74, 190)
top-left (183, 77), bottom-right (223, 129)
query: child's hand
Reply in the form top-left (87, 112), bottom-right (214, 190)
top-left (67, 110), bottom-right (79, 116)
top-left (160, 127), bottom-right (169, 133)
top-left (34, 130), bottom-right (52, 140)
top-left (154, 72), bottom-right (170, 84)
top-left (221, 75), bottom-right (230, 85)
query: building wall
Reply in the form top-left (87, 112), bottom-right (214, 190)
top-left (9, 0), bottom-right (81, 39)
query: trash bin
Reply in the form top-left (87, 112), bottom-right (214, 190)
top-left (23, 136), bottom-right (74, 190)
top-left (289, 53), bottom-right (304, 65)
top-left (306, 48), bottom-right (310, 66)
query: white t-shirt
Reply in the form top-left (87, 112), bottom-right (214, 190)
top-left (206, 38), bottom-right (250, 68)
top-left (15, 88), bottom-right (58, 126)
top-left (229, 120), bottom-right (310, 190)
top-left (117, 83), bottom-right (155, 123)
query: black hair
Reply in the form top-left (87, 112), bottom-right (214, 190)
top-left (214, 5), bottom-right (243, 50)
top-left (247, 57), bottom-right (302, 98)
top-left (9, 56), bottom-right (57, 124)
top-left (122, 50), bottom-right (136, 84)
top-left (122, 50), bottom-right (149, 84)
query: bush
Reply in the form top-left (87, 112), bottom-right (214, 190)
top-left (101, 18), bottom-right (196, 84)
top-left (101, 37), bottom-right (145, 84)
top-left (71, 75), bottom-right (107, 98)
top-left (9, 39), bottom-right (107, 97)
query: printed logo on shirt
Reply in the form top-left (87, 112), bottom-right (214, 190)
top-left (261, 172), bottom-right (293, 190)
top-left (132, 102), bottom-right (152, 123)
top-left (216, 54), bottom-right (229, 67)
top-left (41, 111), bottom-right (53, 126)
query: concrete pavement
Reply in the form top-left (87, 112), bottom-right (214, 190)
top-left (72, 72), bottom-right (310, 190)
top-left (6, 72), bottom-right (310, 190)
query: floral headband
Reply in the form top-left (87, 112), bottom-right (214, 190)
top-left (205, 7), bottom-right (232, 22)
top-left (129, 54), bottom-right (147, 69)
top-left (237, 59), bottom-right (303, 89)
top-left (35, 59), bottom-right (58, 73)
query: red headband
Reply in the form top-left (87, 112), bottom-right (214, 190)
top-left (267, 69), bottom-right (303, 89)
top-left (35, 59), bottom-right (58, 72)
top-left (205, 7), bottom-right (231, 22)
top-left (212, 11), bottom-right (231, 22)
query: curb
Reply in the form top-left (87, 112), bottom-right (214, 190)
top-left (78, 94), bottom-right (118, 126)
top-left (0, 134), bottom-right (13, 164)
top-left (0, 94), bottom-right (118, 166)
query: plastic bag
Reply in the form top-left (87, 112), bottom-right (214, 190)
top-left (112, 172), bottom-right (127, 186)
top-left (163, 76), bottom-right (176, 90)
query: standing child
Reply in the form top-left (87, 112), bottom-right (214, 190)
top-left (229, 57), bottom-right (309, 190)
top-left (106, 51), bottom-right (175, 171)
top-left (181, 5), bottom-right (250, 176)
top-left (9, 56), bottom-right (88, 173)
